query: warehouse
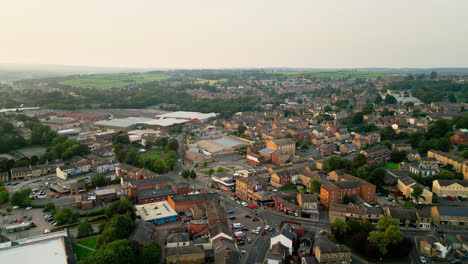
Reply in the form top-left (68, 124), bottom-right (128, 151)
top-left (135, 201), bottom-right (179, 225)
top-left (156, 111), bottom-right (217, 122)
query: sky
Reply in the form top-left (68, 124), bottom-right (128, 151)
top-left (1, 0), bottom-right (467, 69)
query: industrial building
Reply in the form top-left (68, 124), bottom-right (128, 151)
top-left (135, 201), bottom-right (179, 225)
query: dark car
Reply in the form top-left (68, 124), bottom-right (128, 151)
top-left (245, 215), bottom-right (252, 218)
top-left (228, 216), bottom-right (236, 220)
top-left (242, 227), bottom-right (249, 231)
top-left (237, 241), bottom-right (245, 245)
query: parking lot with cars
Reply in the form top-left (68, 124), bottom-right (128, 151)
top-left (0, 207), bottom-right (54, 239)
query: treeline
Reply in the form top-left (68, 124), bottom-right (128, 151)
top-left (113, 134), bottom-right (179, 174)
top-left (385, 79), bottom-right (468, 103)
top-left (0, 114), bottom-right (90, 173)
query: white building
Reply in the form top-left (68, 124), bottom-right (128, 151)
top-left (270, 228), bottom-right (295, 255)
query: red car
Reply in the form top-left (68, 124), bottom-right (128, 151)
top-left (261, 232), bottom-right (266, 235)
top-left (449, 196), bottom-right (455, 201)
top-left (23, 179), bottom-right (29, 181)
top-left (248, 205), bottom-right (258, 209)
top-left (236, 237), bottom-right (245, 242)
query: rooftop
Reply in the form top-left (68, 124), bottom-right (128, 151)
top-left (135, 201), bottom-right (178, 221)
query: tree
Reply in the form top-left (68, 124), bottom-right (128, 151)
top-left (384, 94), bottom-right (397, 104)
top-left (166, 139), bottom-right (179, 153)
top-left (325, 156), bottom-right (348, 171)
top-left (43, 202), bottom-right (56, 212)
top-left (81, 239), bottom-right (138, 264)
top-left (125, 148), bottom-right (139, 166)
top-left (430, 71), bottom-right (438, 79)
top-left (428, 120), bottom-right (452, 138)
top-left (203, 161), bottom-right (208, 167)
top-left (368, 216), bottom-right (403, 255)
top-left (362, 104), bottom-right (374, 115)
top-left (181, 169), bottom-right (190, 179)
top-left (390, 150), bottom-right (406, 163)
top-left (374, 95), bottom-right (383, 104)
top-left (411, 185), bottom-right (426, 205)
top-left (77, 219), bottom-right (94, 238)
top-left (356, 166), bottom-right (370, 181)
top-left (324, 105), bottom-right (333, 112)
top-left (91, 173), bottom-right (107, 187)
top-left (368, 168), bottom-right (386, 188)
top-left (113, 134), bottom-right (130, 145)
top-left (237, 125), bottom-right (247, 135)
top-left (97, 214), bottom-right (136, 247)
top-left (310, 180), bottom-right (322, 194)
top-left (190, 170), bottom-right (197, 180)
top-left (11, 189), bottom-right (31, 207)
top-left (138, 241), bottom-right (162, 264)
top-left (152, 160), bottom-right (166, 173)
top-left (380, 126), bottom-right (395, 141)
top-left (351, 154), bottom-right (367, 171)
top-left (55, 208), bottom-right (74, 225)
top-left (105, 198), bottom-right (135, 219)
top-left (331, 218), bottom-right (350, 242)
top-left (461, 150), bottom-right (468, 159)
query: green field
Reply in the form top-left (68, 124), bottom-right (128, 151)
top-left (139, 151), bottom-right (163, 163)
top-left (382, 162), bottom-right (399, 170)
top-left (72, 244), bottom-right (93, 261)
top-left (78, 236), bottom-right (98, 249)
top-left (59, 72), bottom-right (170, 89)
top-left (196, 78), bottom-right (228, 85)
top-left (270, 71), bottom-right (405, 80)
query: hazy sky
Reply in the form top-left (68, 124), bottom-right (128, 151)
top-left (1, 0), bottom-right (467, 69)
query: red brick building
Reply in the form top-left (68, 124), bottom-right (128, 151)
top-left (167, 193), bottom-right (218, 211)
top-left (450, 129), bottom-right (468, 144)
top-left (320, 171), bottom-right (376, 208)
top-left (95, 188), bottom-right (117, 203)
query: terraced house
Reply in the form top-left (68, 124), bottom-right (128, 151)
top-left (432, 180), bottom-right (468, 198)
top-left (427, 150), bottom-right (468, 180)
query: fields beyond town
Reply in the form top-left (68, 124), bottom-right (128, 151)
top-left (58, 72), bottom-right (170, 89)
top-left (270, 71), bottom-right (405, 80)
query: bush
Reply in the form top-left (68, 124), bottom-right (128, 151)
top-left (89, 215), bottom-right (107, 223)
top-left (80, 208), bottom-right (106, 217)
top-left (43, 202), bottom-right (56, 212)
top-left (6, 207), bottom-right (12, 213)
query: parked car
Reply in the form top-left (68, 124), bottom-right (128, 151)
top-left (227, 210), bottom-right (235, 214)
top-left (46, 218), bottom-right (55, 222)
top-left (241, 202), bottom-right (248, 207)
top-left (245, 215), bottom-right (252, 218)
top-left (25, 207), bottom-right (32, 211)
top-left (264, 225), bottom-right (270, 230)
top-left (247, 238), bottom-right (252, 243)
top-left (228, 216), bottom-right (236, 220)
top-left (18, 218), bottom-right (22, 223)
top-left (449, 196), bottom-right (455, 201)
top-left (13, 206), bottom-right (19, 209)
top-left (242, 227), bottom-right (249, 231)
top-left (261, 232), bottom-right (266, 235)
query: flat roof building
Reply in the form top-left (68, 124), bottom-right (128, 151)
top-left (135, 201), bottom-right (179, 225)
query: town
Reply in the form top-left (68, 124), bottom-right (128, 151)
top-left (0, 68), bottom-right (467, 264)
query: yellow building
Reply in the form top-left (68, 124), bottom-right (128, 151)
top-left (397, 176), bottom-right (433, 205)
top-left (431, 206), bottom-right (468, 228)
top-left (432, 180), bottom-right (468, 198)
top-left (165, 246), bottom-right (205, 264)
top-left (266, 138), bottom-right (296, 156)
top-left (313, 235), bottom-right (351, 264)
top-left (427, 150), bottom-right (468, 180)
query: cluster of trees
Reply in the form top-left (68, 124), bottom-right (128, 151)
top-left (385, 79), bottom-right (468, 103)
top-left (11, 188), bottom-right (32, 207)
top-left (181, 169), bottom-right (197, 180)
top-left (325, 154), bottom-right (388, 192)
top-left (0, 180), bottom-right (9, 205)
top-left (331, 216), bottom-right (409, 260)
top-left (113, 134), bottom-right (179, 174)
top-left (55, 208), bottom-right (80, 225)
top-left (6, 78), bottom-right (261, 118)
top-left (78, 198), bottom-right (161, 264)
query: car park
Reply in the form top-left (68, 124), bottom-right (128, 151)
top-left (228, 216), bottom-right (236, 220)
top-left (25, 207), bottom-right (32, 211)
top-left (241, 202), bottom-right (248, 207)
top-left (227, 210), bottom-right (235, 214)
top-left (247, 238), bottom-right (252, 243)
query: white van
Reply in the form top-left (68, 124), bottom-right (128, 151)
top-left (233, 222), bottom-right (243, 228)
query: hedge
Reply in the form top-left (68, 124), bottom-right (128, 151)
top-left (79, 208), bottom-right (105, 217)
